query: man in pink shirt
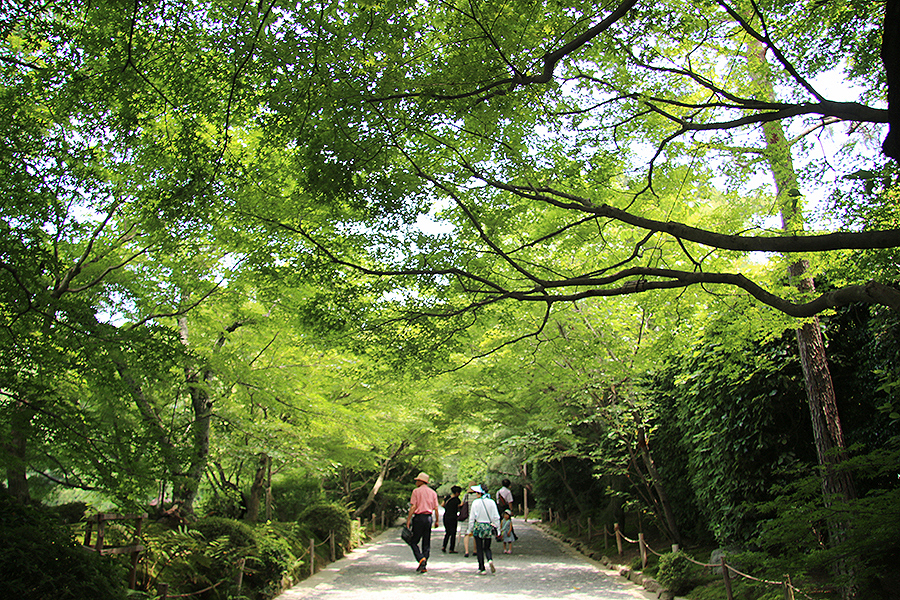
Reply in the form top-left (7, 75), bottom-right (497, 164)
top-left (405, 472), bottom-right (439, 573)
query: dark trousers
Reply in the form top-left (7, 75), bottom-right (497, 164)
top-left (442, 518), bottom-right (458, 551)
top-left (410, 513), bottom-right (432, 562)
top-left (474, 535), bottom-right (493, 571)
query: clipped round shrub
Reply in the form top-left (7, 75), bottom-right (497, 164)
top-left (298, 502), bottom-right (352, 555)
top-left (657, 550), bottom-right (696, 596)
top-left (0, 493), bottom-right (128, 600)
top-left (193, 516), bottom-right (256, 548)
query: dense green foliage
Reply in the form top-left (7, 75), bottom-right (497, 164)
top-left (298, 502), bottom-right (352, 557)
top-left (0, 495), bottom-right (128, 600)
top-left (657, 551), bottom-right (699, 596)
top-left (2, 0), bottom-right (899, 597)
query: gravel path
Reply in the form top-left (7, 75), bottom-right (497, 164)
top-left (276, 519), bottom-right (656, 600)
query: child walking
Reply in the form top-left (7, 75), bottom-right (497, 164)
top-left (500, 509), bottom-right (516, 554)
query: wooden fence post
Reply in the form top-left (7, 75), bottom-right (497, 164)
top-left (587, 517), bottom-right (592, 542)
top-left (614, 523), bottom-right (623, 556)
top-left (721, 557), bottom-right (734, 600)
top-left (523, 487), bottom-right (529, 522)
top-left (309, 538), bottom-right (316, 576)
top-left (330, 531), bottom-right (336, 562)
top-left (639, 533), bottom-right (647, 569)
top-left (131, 515), bottom-right (145, 590)
top-left (604, 525), bottom-right (608, 551)
top-left (235, 557), bottom-right (245, 596)
top-left (381, 510), bottom-right (385, 529)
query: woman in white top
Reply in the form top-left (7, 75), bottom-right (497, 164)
top-left (466, 484), bottom-right (501, 574)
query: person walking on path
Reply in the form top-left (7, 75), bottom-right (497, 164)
top-left (466, 484), bottom-right (500, 575)
top-left (500, 509), bottom-right (516, 554)
top-left (496, 478), bottom-right (514, 513)
top-left (405, 472), bottom-right (439, 573)
top-left (458, 480), bottom-right (475, 557)
top-left (441, 485), bottom-right (462, 554)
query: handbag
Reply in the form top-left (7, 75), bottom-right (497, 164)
top-left (457, 501), bottom-right (469, 522)
top-left (473, 521), bottom-right (492, 538)
top-left (400, 525), bottom-right (414, 544)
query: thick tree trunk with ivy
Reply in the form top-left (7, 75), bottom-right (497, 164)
top-left (176, 315), bottom-right (224, 516)
top-left (746, 33), bottom-right (858, 599)
top-left (178, 373), bottom-right (212, 515)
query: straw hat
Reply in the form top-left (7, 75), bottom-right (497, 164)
top-left (414, 472), bottom-right (430, 484)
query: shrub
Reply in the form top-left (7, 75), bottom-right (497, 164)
top-left (141, 523), bottom-right (216, 597)
top-left (657, 550), bottom-right (697, 596)
top-left (193, 516), bottom-right (256, 548)
top-left (298, 502), bottom-right (351, 556)
top-left (52, 501), bottom-right (89, 524)
top-left (370, 480), bottom-right (410, 523)
top-left (0, 493), bottom-right (128, 600)
top-left (199, 491), bottom-right (245, 519)
top-left (145, 519), bottom-right (308, 600)
top-left (272, 477), bottom-right (324, 522)
top-left (246, 523), bottom-right (305, 599)
top-left (189, 517), bottom-right (257, 599)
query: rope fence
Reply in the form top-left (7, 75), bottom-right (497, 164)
top-left (545, 510), bottom-right (812, 600)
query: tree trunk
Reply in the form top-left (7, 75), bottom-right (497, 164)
top-left (547, 459), bottom-right (586, 514)
top-left (882, 0), bottom-right (900, 159)
top-left (352, 441), bottom-right (408, 518)
top-left (635, 424), bottom-right (682, 545)
top-left (177, 378), bottom-right (212, 515)
top-left (175, 314), bottom-right (220, 516)
top-left (246, 453), bottom-right (269, 523)
top-left (746, 30), bottom-right (857, 599)
top-left (5, 401), bottom-right (31, 503)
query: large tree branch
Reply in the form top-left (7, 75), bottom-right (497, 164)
top-left (523, 0), bottom-right (639, 85)
top-left (504, 268), bottom-right (900, 317)
top-left (645, 100), bottom-right (887, 132)
top-left (478, 181), bottom-right (900, 252)
top-left (717, 0), bottom-right (823, 101)
top-left (247, 208), bottom-right (900, 317)
top-left (370, 0), bottom-right (638, 103)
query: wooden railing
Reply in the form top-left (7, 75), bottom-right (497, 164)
top-left (82, 512), bottom-right (147, 589)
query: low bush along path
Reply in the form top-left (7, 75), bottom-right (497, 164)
top-left (276, 519), bottom-right (656, 600)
